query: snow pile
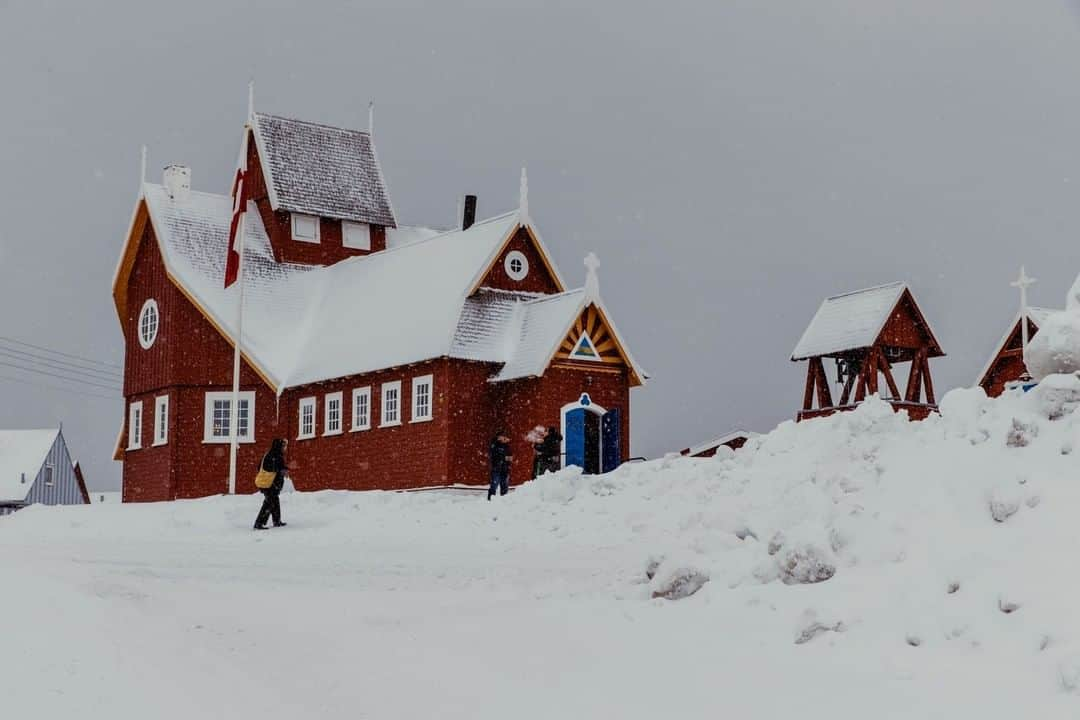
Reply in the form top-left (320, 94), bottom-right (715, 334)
top-left (1026, 273), bottom-right (1080, 380)
top-left (7, 381), bottom-right (1080, 717)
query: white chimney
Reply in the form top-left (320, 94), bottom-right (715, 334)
top-left (163, 164), bottom-right (191, 202)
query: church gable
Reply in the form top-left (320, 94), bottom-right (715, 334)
top-left (556, 304), bottom-right (626, 368)
top-left (876, 290), bottom-right (944, 356)
top-left (475, 226), bottom-right (562, 295)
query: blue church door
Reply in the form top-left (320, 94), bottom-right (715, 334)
top-left (564, 400), bottom-right (622, 475)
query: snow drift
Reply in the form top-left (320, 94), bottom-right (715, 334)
top-left (7, 379), bottom-right (1080, 717)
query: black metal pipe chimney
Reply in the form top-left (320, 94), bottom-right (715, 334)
top-left (462, 194), bottom-right (477, 230)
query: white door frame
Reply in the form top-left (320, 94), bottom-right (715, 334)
top-left (559, 393), bottom-right (606, 470)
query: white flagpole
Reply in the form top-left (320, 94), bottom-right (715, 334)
top-left (228, 84), bottom-right (255, 495)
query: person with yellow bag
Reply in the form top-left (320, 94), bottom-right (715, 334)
top-left (253, 438), bottom-right (289, 530)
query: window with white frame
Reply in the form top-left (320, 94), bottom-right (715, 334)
top-left (153, 395), bottom-right (169, 446)
top-left (128, 401), bottom-right (143, 450)
top-left (291, 213), bottom-right (320, 243)
top-left (298, 397), bottom-right (316, 439)
top-left (324, 392), bottom-right (343, 436)
top-left (342, 221), bottom-right (371, 250)
top-left (381, 381), bottom-right (402, 427)
top-left (202, 391), bottom-right (255, 443)
top-left (352, 386), bottom-right (371, 431)
top-left (411, 375), bottom-right (434, 422)
top-left (504, 250), bottom-right (530, 281)
top-left (44, 464), bottom-right (55, 487)
top-left (138, 299), bottom-right (159, 349)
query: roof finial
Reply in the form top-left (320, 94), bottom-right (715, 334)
top-left (519, 166), bottom-right (529, 223)
top-left (584, 252), bottom-right (600, 300)
top-left (368, 101), bottom-right (375, 135)
top-left (247, 79), bottom-right (255, 122)
top-left (1011, 265), bottom-right (1037, 370)
top-left (139, 145), bottom-right (147, 187)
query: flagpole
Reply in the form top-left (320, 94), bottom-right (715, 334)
top-left (227, 183), bottom-right (247, 496)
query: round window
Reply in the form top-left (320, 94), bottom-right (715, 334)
top-left (504, 250), bottom-right (530, 281)
top-left (138, 299), bottom-right (159, 349)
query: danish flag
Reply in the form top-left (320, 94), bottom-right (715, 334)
top-left (223, 151), bottom-right (247, 289)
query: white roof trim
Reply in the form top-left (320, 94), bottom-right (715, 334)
top-left (248, 115), bottom-right (282, 212)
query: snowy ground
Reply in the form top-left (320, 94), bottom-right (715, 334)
top-left (7, 382), bottom-right (1080, 718)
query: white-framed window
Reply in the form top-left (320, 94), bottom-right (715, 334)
top-left (324, 391), bottom-right (343, 436)
top-left (351, 386), bottom-right (371, 431)
top-left (504, 250), bottom-right (529, 281)
top-left (43, 464), bottom-right (55, 487)
top-left (138, 299), bottom-right (159, 349)
top-left (128, 401), bottom-right (143, 450)
top-left (381, 381), bottom-right (402, 427)
top-left (298, 396), bottom-right (316, 439)
top-left (411, 374), bottom-right (434, 423)
top-left (202, 391), bottom-right (255, 443)
top-left (153, 395), bottom-right (169, 446)
top-left (342, 221), bottom-right (371, 250)
top-left (291, 213), bottom-right (320, 243)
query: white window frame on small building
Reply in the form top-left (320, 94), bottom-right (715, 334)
top-left (43, 463), bottom-right (55, 487)
top-left (381, 381), bottom-right (402, 427)
top-left (153, 395), bottom-right (169, 446)
top-left (202, 391), bottom-right (256, 444)
top-left (128, 401), bottom-right (143, 450)
top-left (411, 374), bottom-right (434, 423)
top-left (351, 386), bottom-right (371, 431)
top-left (324, 391), bottom-right (343, 436)
top-left (342, 221), bottom-right (371, 251)
top-left (298, 396), bottom-right (317, 440)
top-left (291, 213), bottom-right (321, 243)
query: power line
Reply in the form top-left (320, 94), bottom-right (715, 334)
top-left (0, 360), bottom-right (121, 392)
top-left (0, 347), bottom-right (123, 383)
top-left (0, 341), bottom-right (123, 378)
top-left (0, 374), bottom-right (119, 401)
top-left (0, 334), bottom-right (122, 371)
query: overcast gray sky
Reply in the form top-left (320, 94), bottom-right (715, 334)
top-left (3, 0), bottom-right (1080, 491)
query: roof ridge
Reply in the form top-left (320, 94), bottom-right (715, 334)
top-left (825, 281), bottom-right (906, 302)
top-left (254, 111), bottom-right (370, 136)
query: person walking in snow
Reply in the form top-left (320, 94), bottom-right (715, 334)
top-left (254, 438), bottom-right (289, 529)
top-left (488, 432), bottom-right (513, 500)
top-left (536, 426), bottom-right (563, 476)
top-left (527, 425), bottom-right (547, 479)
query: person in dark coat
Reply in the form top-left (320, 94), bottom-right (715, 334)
top-left (254, 438), bottom-right (289, 529)
top-left (488, 432), bottom-right (513, 500)
top-left (536, 426), bottom-right (563, 476)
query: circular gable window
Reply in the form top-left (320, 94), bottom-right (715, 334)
top-left (505, 250), bottom-right (529, 282)
top-left (138, 299), bottom-right (159, 349)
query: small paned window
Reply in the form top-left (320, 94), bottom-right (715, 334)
top-left (352, 387), bottom-right (371, 431)
top-left (381, 381), bottom-right (401, 427)
top-left (342, 221), bottom-right (371, 250)
top-left (203, 392), bottom-right (255, 443)
top-left (504, 250), bottom-right (529, 281)
top-left (411, 375), bottom-right (433, 422)
top-left (298, 397), bottom-right (316, 439)
top-left (292, 214), bottom-right (320, 243)
top-left (154, 395), bottom-right (169, 445)
top-left (325, 392), bottom-right (343, 435)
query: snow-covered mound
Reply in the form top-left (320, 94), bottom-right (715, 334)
top-left (7, 381), bottom-right (1080, 718)
top-left (1026, 273), bottom-right (1080, 380)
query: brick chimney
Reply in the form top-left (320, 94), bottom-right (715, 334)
top-left (163, 165), bottom-right (191, 202)
top-left (462, 194), bottom-right (477, 230)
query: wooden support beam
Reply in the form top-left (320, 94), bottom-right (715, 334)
top-left (812, 357), bottom-right (833, 409)
top-left (905, 348), bottom-right (925, 403)
top-left (921, 352), bottom-right (935, 405)
top-left (839, 371), bottom-right (856, 406)
top-left (881, 356), bottom-right (901, 399)
top-left (865, 350), bottom-right (879, 396)
top-left (803, 363), bottom-right (815, 411)
top-left (854, 356), bottom-right (870, 402)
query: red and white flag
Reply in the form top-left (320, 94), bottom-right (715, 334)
top-left (223, 139), bottom-right (248, 289)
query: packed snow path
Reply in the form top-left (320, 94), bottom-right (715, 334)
top-left (8, 383), bottom-right (1080, 718)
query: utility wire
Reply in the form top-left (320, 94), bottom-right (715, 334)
top-left (0, 334), bottom-right (122, 370)
top-left (0, 347), bottom-right (123, 383)
top-left (0, 360), bottom-right (121, 392)
top-left (0, 373), bottom-right (119, 401)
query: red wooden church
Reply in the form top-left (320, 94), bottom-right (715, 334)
top-left (113, 109), bottom-right (647, 502)
top-left (976, 307), bottom-right (1054, 397)
top-left (791, 282), bottom-right (944, 421)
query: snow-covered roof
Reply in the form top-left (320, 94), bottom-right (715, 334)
top-left (252, 113), bottom-right (396, 227)
top-left (132, 187), bottom-right (634, 389)
top-left (792, 282), bottom-right (909, 360)
top-left (683, 430), bottom-right (758, 457)
top-left (975, 306), bottom-right (1058, 386)
top-left (0, 429), bottom-right (58, 504)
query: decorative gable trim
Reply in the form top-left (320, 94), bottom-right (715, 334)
top-left (558, 305), bottom-right (625, 367)
top-left (569, 331), bottom-right (601, 362)
top-left (466, 219), bottom-right (566, 297)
